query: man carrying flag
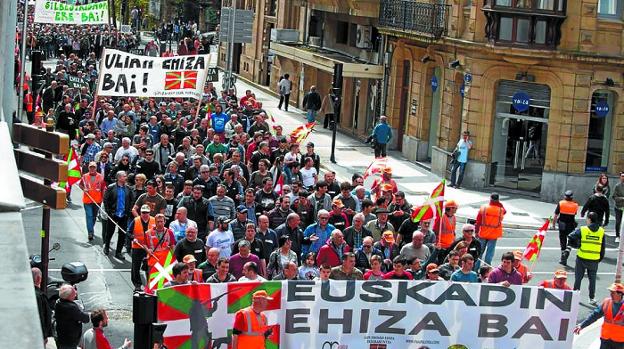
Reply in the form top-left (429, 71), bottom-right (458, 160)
top-left (58, 145), bottom-right (82, 203)
top-left (411, 180), bottom-right (445, 223)
top-left (362, 157), bottom-right (388, 180)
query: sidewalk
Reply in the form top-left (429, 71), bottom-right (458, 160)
top-left (229, 73), bottom-right (571, 230)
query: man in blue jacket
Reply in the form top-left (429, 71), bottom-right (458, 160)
top-left (371, 115), bottom-right (392, 158)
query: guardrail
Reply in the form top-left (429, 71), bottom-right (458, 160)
top-left (378, 0), bottom-right (450, 39)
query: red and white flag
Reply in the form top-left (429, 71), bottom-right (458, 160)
top-left (362, 157), bottom-right (388, 180)
top-left (289, 121), bottom-right (316, 144)
top-left (274, 174), bottom-right (285, 195)
top-left (523, 220), bottom-right (550, 262)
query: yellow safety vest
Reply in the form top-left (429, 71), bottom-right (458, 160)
top-left (577, 226), bottom-right (604, 261)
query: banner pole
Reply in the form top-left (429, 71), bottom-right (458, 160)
top-left (17, 0), bottom-right (30, 122)
top-left (90, 47), bottom-right (107, 124)
top-left (616, 217), bottom-right (624, 283)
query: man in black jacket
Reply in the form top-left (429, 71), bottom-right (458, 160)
top-left (102, 171), bottom-right (135, 257)
top-left (177, 185), bottom-right (215, 241)
top-left (581, 185), bottom-right (610, 226)
top-left (32, 267), bottom-right (52, 344)
top-left (55, 284), bottom-right (90, 349)
top-left (303, 85), bottom-right (322, 123)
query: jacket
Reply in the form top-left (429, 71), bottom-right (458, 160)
top-left (343, 226), bottom-right (372, 250)
top-left (372, 122), bottom-right (392, 145)
top-left (177, 196), bottom-right (214, 233)
top-left (54, 298), bottom-right (90, 347)
top-left (581, 194), bottom-right (610, 225)
top-left (152, 142), bottom-right (175, 172)
top-left (35, 287), bottom-right (53, 339)
top-left (354, 247), bottom-right (384, 273)
top-left (613, 182), bottom-right (624, 210)
top-left (303, 91), bottom-right (322, 111)
top-left (568, 223), bottom-right (606, 262)
top-left (103, 183), bottom-right (134, 217)
top-left (316, 241), bottom-right (350, 267)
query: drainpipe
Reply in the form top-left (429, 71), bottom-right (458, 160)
top-left (380, 35), bottom-right (391, 117)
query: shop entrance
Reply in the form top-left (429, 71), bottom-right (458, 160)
top-left (491, 81), bottom-right (550, 192)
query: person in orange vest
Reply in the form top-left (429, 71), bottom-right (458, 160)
top-left (24, 87), bottom-right (34, 124)
top-left (232, 290), bottom-right (273, 349)
top-left (127, 204), bottom-right (156, 292)
top-left (475, 192), bottom-right (506, 267)
top-left (538, 269), bottom-right (571, 290)
top-left (433, 200), bottom-right (458, 264)
top-left (182, 254), bottom-right (204, 283)
top-left (553, 190), bottom-right (579, 266)
top-left (79, 162), bottom-right (107, 241)
top-left (574, 283), bottom-right (624, 348)
top-left (371, 167), bottom-right (398, 200)
top-left (512, 250), bottom-right (533, 284)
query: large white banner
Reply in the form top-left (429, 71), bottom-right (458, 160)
top-left (34, 0), bottom-right (109, 25)
top-left (97, 49), bottom-right (216, 100)
top-left (156, 281), bottom-right (580, 349)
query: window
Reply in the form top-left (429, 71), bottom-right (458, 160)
top-left (585, 90), bottom-right (615, 172)
top-left (598, 0), bottom-right (619, 16)
top-left (336, 21), bottom-right (349, 44)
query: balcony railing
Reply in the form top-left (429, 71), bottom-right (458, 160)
top-left (378, 0), bottom-right (449, 39)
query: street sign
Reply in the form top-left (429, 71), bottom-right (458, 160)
top-left (19, 176), bottom-right (66, 210)
top-left (512, 91), bottom-right (530, 112)
top-left (595, 101), bottom-right (609, 117)
top-left (13, 124), bottom-right (69, 155)
top-left (14, 149), bottom-right (68, 182)
top-left (431, 75), bottom-right (438, 92)
top-left (120, 24), bottom-right (131, 33)
top-left (219, 8), bottom-right (254, 43)
top-left (460, 83), bottom-right (465, 97)
top-left (464, 73), bottom-right (472, 85)
top-left (206, 67), bottom-right (219, 82)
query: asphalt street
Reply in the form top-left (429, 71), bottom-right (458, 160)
top-left (21, 37), bottom-right (616, 348)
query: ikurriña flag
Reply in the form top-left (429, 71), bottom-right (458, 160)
top-left (165, 71), bottom-right (198, 90)
top-left (523, 219), bottom-right (550, 262)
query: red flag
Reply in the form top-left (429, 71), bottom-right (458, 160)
top-left (523, 220), bottom-right (550, 262)
top-left (274, 174), bottom-right (285, 195)
top-left (289, 122), bottom-right (316, 144)
top-left (411, 180), bottom-right (445, 222)
top-left (164, 71), bottom-right (198, 90)
top-left (362, 157), bottom-right (388, 180)
top-left (147, 250), bottom-right (175, 293)
top-left (57, 147), bottom-right (82, 193)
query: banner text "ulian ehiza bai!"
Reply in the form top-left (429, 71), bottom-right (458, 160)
top-left (97, 49), bottom-right (215, 100)
top-left (34, 0), bottom-right (109, 25)
top-left (156, 280), bottom-right (580, 349)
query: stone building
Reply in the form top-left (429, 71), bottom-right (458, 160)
top-left (380, 0), bottom-right (624, 202)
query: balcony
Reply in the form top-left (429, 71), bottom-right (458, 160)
top-left (378, 0), bottom-right (450, 40)
top-left (482, 0), bottom-right (567, 49)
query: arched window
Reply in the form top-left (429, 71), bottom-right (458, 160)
top-left (585, 90), bottom-right (616, 172)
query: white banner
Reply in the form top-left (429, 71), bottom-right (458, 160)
top-left (157, 281), bottom-right (580, 349)
top-left (97, 49), bottom-right (217, 100)
top-left (34, 0), bottom-right (109, 25)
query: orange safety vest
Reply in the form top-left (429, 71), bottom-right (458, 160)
top-left (188, 269), bottom-right (203, 283)
top-left (558, 200), bottom-right (579, 216)
top-left (146, 228), bottom-right (175, 251)
top-left (478, 205), bottom-right (504, 240)
top-left (601, 298), bottom-right (624, 343)
top-left (237, 307), bottom-right (268, 349)
top-left (81, 173), bottom-right (105, 204)
top-left (439, 214), bottom-right (456, 249)
top-left (540, 280), bottom-right (571, 290)
top-left (132, 216), bottom-right (156, 249)
top-left (25, 94), bottom-right (33, 113)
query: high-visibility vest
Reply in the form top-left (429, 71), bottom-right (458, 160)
top-left (577, 226), bottom-right (604, 261)
top-left (478, 205), bottom-right (504, 240)
top-left (25, 94), bottom-right (33, 113)
top-left (439, 214), bottom-right (456, 249)
top-left (189, 269), bottom-right (203, 283)
top-left (600, 297), bottom-right (624, 342)
top-left (236, 307), bottom-right (268, 348)
top-left (81, 173), bottom-right (105, 204)
top-left (558, 200), bottom-right (579, 216)
top-left (146, 228), bottom-right (175, 251)
top-left (131, 216), bottom-right (156, 249)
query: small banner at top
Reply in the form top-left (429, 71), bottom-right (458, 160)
top-left (97, 49), bottom-right (216, 100)
top-left (34, 0), bottom-right (109, 25)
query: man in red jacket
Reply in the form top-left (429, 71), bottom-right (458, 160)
top-left (316, 229), bottom-right (350, 267)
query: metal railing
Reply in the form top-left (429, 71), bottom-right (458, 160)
top-left (379, 0), bottom-right (450, 39)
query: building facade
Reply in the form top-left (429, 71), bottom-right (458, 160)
top-left (380, 0), bottom-right (624, 202)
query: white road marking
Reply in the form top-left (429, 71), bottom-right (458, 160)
top-left (495, 246), bottom-right (620, 251)
top-left (49, 268), bottom-right (131, 272)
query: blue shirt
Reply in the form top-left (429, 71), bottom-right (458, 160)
top-left (372, 122), bottom-right (392, 144)
top-left (303, 223), bottom-right (336, 255)
top-left (115, 185), bottom-right (126, 217)
top-left (450, 269), bottom-right (479, 283)
top-left (456, 138), bottom-right (473, 163)
top-left (100, 118), bottom-right (119, 134)
top-left (211, 113), bottom-right (230, 133)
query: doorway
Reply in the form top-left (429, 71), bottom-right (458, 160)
top-left (491, 80), bottom-right (550, 192)
top-left (397, 60), bottom-right (410, 151)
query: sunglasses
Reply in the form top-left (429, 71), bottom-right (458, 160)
top-left (363, 245), bottom-right (372, 248)
top-left (319, 217), bottom-right (329, 220)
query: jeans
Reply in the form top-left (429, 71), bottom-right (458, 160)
top-left (615, 208), bottom-right (622, 238)
top-left (306, 109), bottom-right (317, 123)
top-left (573, 257), bottom-right (599, 299)
top-left (83, 203), bottom-right (99, 237)
top-left (479, 238), bottom-right (498, 267)
top-left (600, 339), bottom-right (624, 349)
top-left (104, 215), bottom-right (128, 255)
top-left (278, 94), bottom-right (290, 111)
top-left (374, 142), bottom-right (387, 158)
top-left (131, 248), bottom-right (147, 288)
top-left (450, 162), bottom-right (467, 187)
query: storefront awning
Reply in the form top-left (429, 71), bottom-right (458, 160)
top-left (271, 43), bottom-right (384, 79)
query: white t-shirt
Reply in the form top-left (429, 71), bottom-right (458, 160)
top-left (239, 275), bottom-right (267, 282)
top-left (300, 167), bottom-right (317, 188)
top-left (206, 229), bottom-right (235, 258)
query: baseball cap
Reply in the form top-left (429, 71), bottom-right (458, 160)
top-left (513, 250), bottom-right (523, 260)
top-left (332, 199), bottom-right (344, 208)
top-left (462, 223), bottom-right (475, 233)
top-left (491, 192), bottom-right (500, 201)
top-left (252, 290), bottom-right (274, 300)
top-left (182, 254), bottom-right (197, 263)
top-left (216, 216), bottom-right (230, 224)
top-left (306, 142), bottom-right (314, 147)
top-left (381, 183), bottom-right (394, 192)
top-left (375, 207), bottom-right (390, 214)
top-left (86, 133), bottom-right (96, 139)
top-left (140, 204), bottom-right (151, 213)
top-left (383, 167), bottom-right (392, 174)
top-left (236, 205), bottom-right (248, 213)
top-left (607, 283), bottom-right (624, 293)
top-left (382, 231), bottom-right (395, 244)
top-left (238, 240), bottom-right (251, 248)
top-left (554, 270), bottom-right (567, 279)
top-left (564, 190), bottom-right (573, 198)
top-left (445, 200), bottom-right (458, 208)
top-left (88, 161), bottom-right (97, 168)
top-left (426, 263), bottom-right (439, 273)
